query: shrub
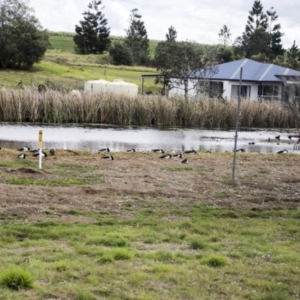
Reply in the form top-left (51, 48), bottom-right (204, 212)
top-left (0, 267), bottom-right (34, 290)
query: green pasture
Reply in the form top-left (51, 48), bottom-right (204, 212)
top-left (49, 34), bottom-right (160, 57)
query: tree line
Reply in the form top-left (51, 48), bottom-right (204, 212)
top-left (1, 0), bottom-right (300, 72)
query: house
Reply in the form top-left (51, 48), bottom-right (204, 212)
top-left (168, 59), bottom-right (300, 101)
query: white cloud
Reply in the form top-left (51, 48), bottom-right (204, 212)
top-left (28, 0), bottom-right (300, 48)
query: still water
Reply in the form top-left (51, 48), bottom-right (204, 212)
top-left (0, 124), bottom-right (299, 154)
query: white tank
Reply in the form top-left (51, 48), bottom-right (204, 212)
top-left (84, 79), bottom-right (138, 97)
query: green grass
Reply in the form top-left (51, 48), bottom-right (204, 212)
top-left (0, 208), bottom-right (299, 299)
top-left (49, 34), bottom-right (160, 57)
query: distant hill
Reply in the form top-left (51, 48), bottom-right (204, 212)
top-left (48, 32), bottom-right (160, 57)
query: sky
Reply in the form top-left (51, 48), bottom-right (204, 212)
top-left (28, 0), bottom-right (300, 49)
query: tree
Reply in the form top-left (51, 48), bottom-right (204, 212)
top-left (124, 8), bottom-right (150, 65)
top-left (74, 0), bottom-right (110, 55)
top-left (266, 7), bottom-right (284, 57)
top-left (166, 26), bottom-right (177, 42)
top-left (234, 1), bottom-right (284, 60)
top-left (217, 25), bottom-right (233, 63)
top-left (109, 41), bottom-right (133, 66)
top-left (0, 0), bottom-right (49, 69)
top-left (286, 41), bottom-right (300, 70)
top-left (155, 40), bottom-right (218, 99)
top-left (245, 0), bottom-right (268, 37)
top-left (247, 27), bottom-right (272, 58)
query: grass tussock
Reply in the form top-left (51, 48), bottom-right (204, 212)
top-left (0, 267), bottom-right (34, 291)
top-left (0, 88), bottom-right (294, 128)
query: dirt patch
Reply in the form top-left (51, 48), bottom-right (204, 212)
top-left (1, 149), bottom-right (300, 223)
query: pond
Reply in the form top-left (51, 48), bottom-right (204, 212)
top-left (0, 124), bottom-right (299, 154)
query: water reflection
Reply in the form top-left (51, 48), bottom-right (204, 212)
top-left (0, 124), bottom-right (298, 154)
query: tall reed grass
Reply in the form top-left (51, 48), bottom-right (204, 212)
top-left (0, 88), bottom-right (294, 128)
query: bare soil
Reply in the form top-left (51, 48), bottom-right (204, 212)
top-left (1, 149), bottom-right (300, 223)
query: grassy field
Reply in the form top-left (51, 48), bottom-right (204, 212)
top-left (0, 53), bottom-right (159, 92)
top-left (0, 149), bottom-right (299, 299)
top-left (49, 33), bottom-right (160, 57)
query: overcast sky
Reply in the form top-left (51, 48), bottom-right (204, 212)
top-left (28, 0), bottom-right (300, 49)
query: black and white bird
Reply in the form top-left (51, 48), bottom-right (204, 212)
top-left (173, 153), bottom-right (182, 158)
top-left (275, 135), bottom-right (280, 141)
top-left (30, 149), bottom-right (39, 153)
top-left (277, 149), bottom-right (288, 154)
top-left (18, 146), bottom-right (30, 151)
top-left (18, 153), bottom-right (26, 159)
top-left (248, 142), bottom-right (255, 145)
top-left (159, 154), bottom-right (172, 159)
top-left (181, 158), bottom-right (188, 164)
top-left (49, 149), bottom-right (56, 156)
top-left (152, 149), bottom-right (164, 153)
top-left (127, 149), bottom-right (136, 152)
top-left (235, 148), bottom-right (245, 152)
top-left (33, 151), bottom-right (47, 157)
top-left (184, 150), bottom-right (197, 154)
top-left (101, 155), bottom-right (114, 160)
top-left (99, 148), bottom-right (110, 152)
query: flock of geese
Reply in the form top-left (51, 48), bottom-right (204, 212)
top-left (9, 134), bottom-right (300, 162)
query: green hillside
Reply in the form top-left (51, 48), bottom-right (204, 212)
top-left (49, 32), bottom-right (160, 57)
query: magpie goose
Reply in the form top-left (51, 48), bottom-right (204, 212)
top-left (184, 150), bottom-right (197, 154)
top-left (159, 154), bottom-right (172, 159)
top-left (173, 153), bottom-right (182, 158)
top-left (275, 135), bottom-right (280, 141)
top-left (248, 142), bottom-right (255, 145)
top-left (49, 149), bottom-right (56, 156)
top-left (99, 148), bottom-right (110, 152)
top-left (235, 148), bottom-right (245, 152)
top-left (101, 155), bottom-right (114, 160)
top-left (18, 154), bottom-right (26, 159)
top-left (277, 149), bottom-right (288, 154)
top-left (181, 158), bottom-right (188, 164)
top-left (18, 146), bottom-right (30, 151)
top-left (152, 149), bottom-right (164, 153)
top-left (127, 149), bottom-right (136, 152)
top-left (33, 151), bottom-right (47, 157)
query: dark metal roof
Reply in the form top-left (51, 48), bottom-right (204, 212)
top-left (195, 59), bottom-right (300, 82)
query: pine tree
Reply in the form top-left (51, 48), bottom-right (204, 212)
top-left (124, 9), bottom-right (150, 65)
top-left (245, 0), bottom-right (268, 37)
top-left (74, 0), bottom-right (110, 54)
top-left (266, 7), bottom-right (284, 57)
top-left (286, 41), bottom-right (300, 70)
top-left (166, 26), bottom-right (177, 42)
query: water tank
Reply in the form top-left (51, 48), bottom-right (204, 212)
top-left (84, 79), bottom-right (138, 97)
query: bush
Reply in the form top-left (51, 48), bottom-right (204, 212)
top-left (0, 267), bottom-right (34, 290)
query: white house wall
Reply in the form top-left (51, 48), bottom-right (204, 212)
top-left (168, 79), bottom-right (282, 101)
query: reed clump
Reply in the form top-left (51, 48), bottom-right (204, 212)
top-left (0, 88), bottom-right (294, 128)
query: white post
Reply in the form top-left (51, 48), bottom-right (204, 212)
top-left (39, 148), bottom-right (42, 169)
top-left (38, 130), bottom-right (43, 169)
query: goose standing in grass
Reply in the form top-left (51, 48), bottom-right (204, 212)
top-left (33, 151), bottom-right (47, 158)
top-left (173, 153), bottom-right (182, 158)
top-left (159, 154), bottom-right (172, 159)
top-left (99, 148), bottom-right (110, 152)
top-left (18, 146), bottom-right (30, 151)
top-left (181, 158), bottom-right (188, 164)
top-left (277, 149), bottom-right (288, 154)
top-left (152, 149), bottom-right (164, 153)
top-left (18, 154), bottom-right (26, 159)
top-left (101, 155), bottom-right (114, 160)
